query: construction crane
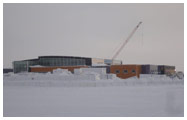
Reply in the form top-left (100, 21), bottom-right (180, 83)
top-left (112, 21), bottom-right (142, 60)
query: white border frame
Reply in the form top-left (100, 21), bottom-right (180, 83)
top-left (1, 0), bottom-right (185, 120)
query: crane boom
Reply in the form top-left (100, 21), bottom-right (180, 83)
top-left (112, 21), bottom-right (142, 60)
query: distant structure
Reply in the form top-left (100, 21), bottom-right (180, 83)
top-left (11, 22), bottom-right (175, 79)
top-left (3, 68), bottom-right (13, 74)
top-left (13, 56), bottom-right (122, 73)
top-left (141, 64), bottom-right (175, 75)
top-left (12, 56), bottom-right (176, 79)
top-left (110, 65), bottom-right (141, 79)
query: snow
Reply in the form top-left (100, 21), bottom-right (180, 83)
top-left (92, 63), bottom-right (107, 66)
top-left (3, 71), bottom-right (184, 117)
top-left (52, 68), bottom-right (72, 76)
top-left (29, 65), bottom-right (45, 67)
top-left (75, 67), bottom-right (106, 75)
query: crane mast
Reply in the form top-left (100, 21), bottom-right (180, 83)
top-left (112, 21), bottom-right (142, 60)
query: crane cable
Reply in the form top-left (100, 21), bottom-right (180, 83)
top-left (141, 22), bottom-right (144, 46)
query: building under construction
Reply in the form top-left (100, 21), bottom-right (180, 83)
top-left (13, 56), bottom-right (144, 79)
top-left (13, 56), bottom-right (122, 73)
top-left (12, 22), bottom-right (175, 79)
top-left (12, 56), bottom-right (175, 79)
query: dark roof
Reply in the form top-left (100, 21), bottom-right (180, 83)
top-left (14, 56), bottom-right (92, 62)
top-left (23, 58), bottom-right (39, 61)
top-left (38, 56), bottom-right (91, 59)
top-left (13, 58), bottom-right (39, 62)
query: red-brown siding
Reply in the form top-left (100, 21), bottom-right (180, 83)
top-left (30, 66), bottom-right (88, 73)
top-left (110, 65), bottom-right (141, 79)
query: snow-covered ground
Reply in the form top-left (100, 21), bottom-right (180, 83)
top-left (3, 72), bottom-right (184, 117)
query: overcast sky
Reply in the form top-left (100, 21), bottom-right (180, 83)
top-left (3, 3), bottom-right (184, 71)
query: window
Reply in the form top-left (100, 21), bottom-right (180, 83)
top-left (13, 61), bottom-right (28, 73)
top-left (123, 70), bottom-right (128, 74)
top-left (132, 69), bottom-right (136, 73)
top-left (115, 70), bottom-right (120, 74)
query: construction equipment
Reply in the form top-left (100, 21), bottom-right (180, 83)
top-left (112, 21), bottom-right (142, 60)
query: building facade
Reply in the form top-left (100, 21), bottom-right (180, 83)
top-left (12, 56), bottom-right (176, 79)
top-left (30, 66), bottom-right (88, 73)
top-left (158, 65), bottom-right (175, 75)
top-left (141, 65), bottom-right (158, 74)
top-left (110, 65), bottom-right (141, 79)
top-left (3, 68), bottom-right (13, 73)
top-left (141, 64), bottom-right (175, 75)
top-left (13, 56), bottom-right (92, 73)
top-left (13, 56), bottom-right (122, 73)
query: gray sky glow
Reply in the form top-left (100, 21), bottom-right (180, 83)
top-left (3, 3), bottom-right (184, 71)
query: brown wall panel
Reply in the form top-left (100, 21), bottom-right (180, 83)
top-left (30, 66), bottom-right (88, 73)
top-left (110, 65), bottom-right (141, 79)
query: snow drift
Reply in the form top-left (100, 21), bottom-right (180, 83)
top-left (3, 71), bottom-right (184, 117)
